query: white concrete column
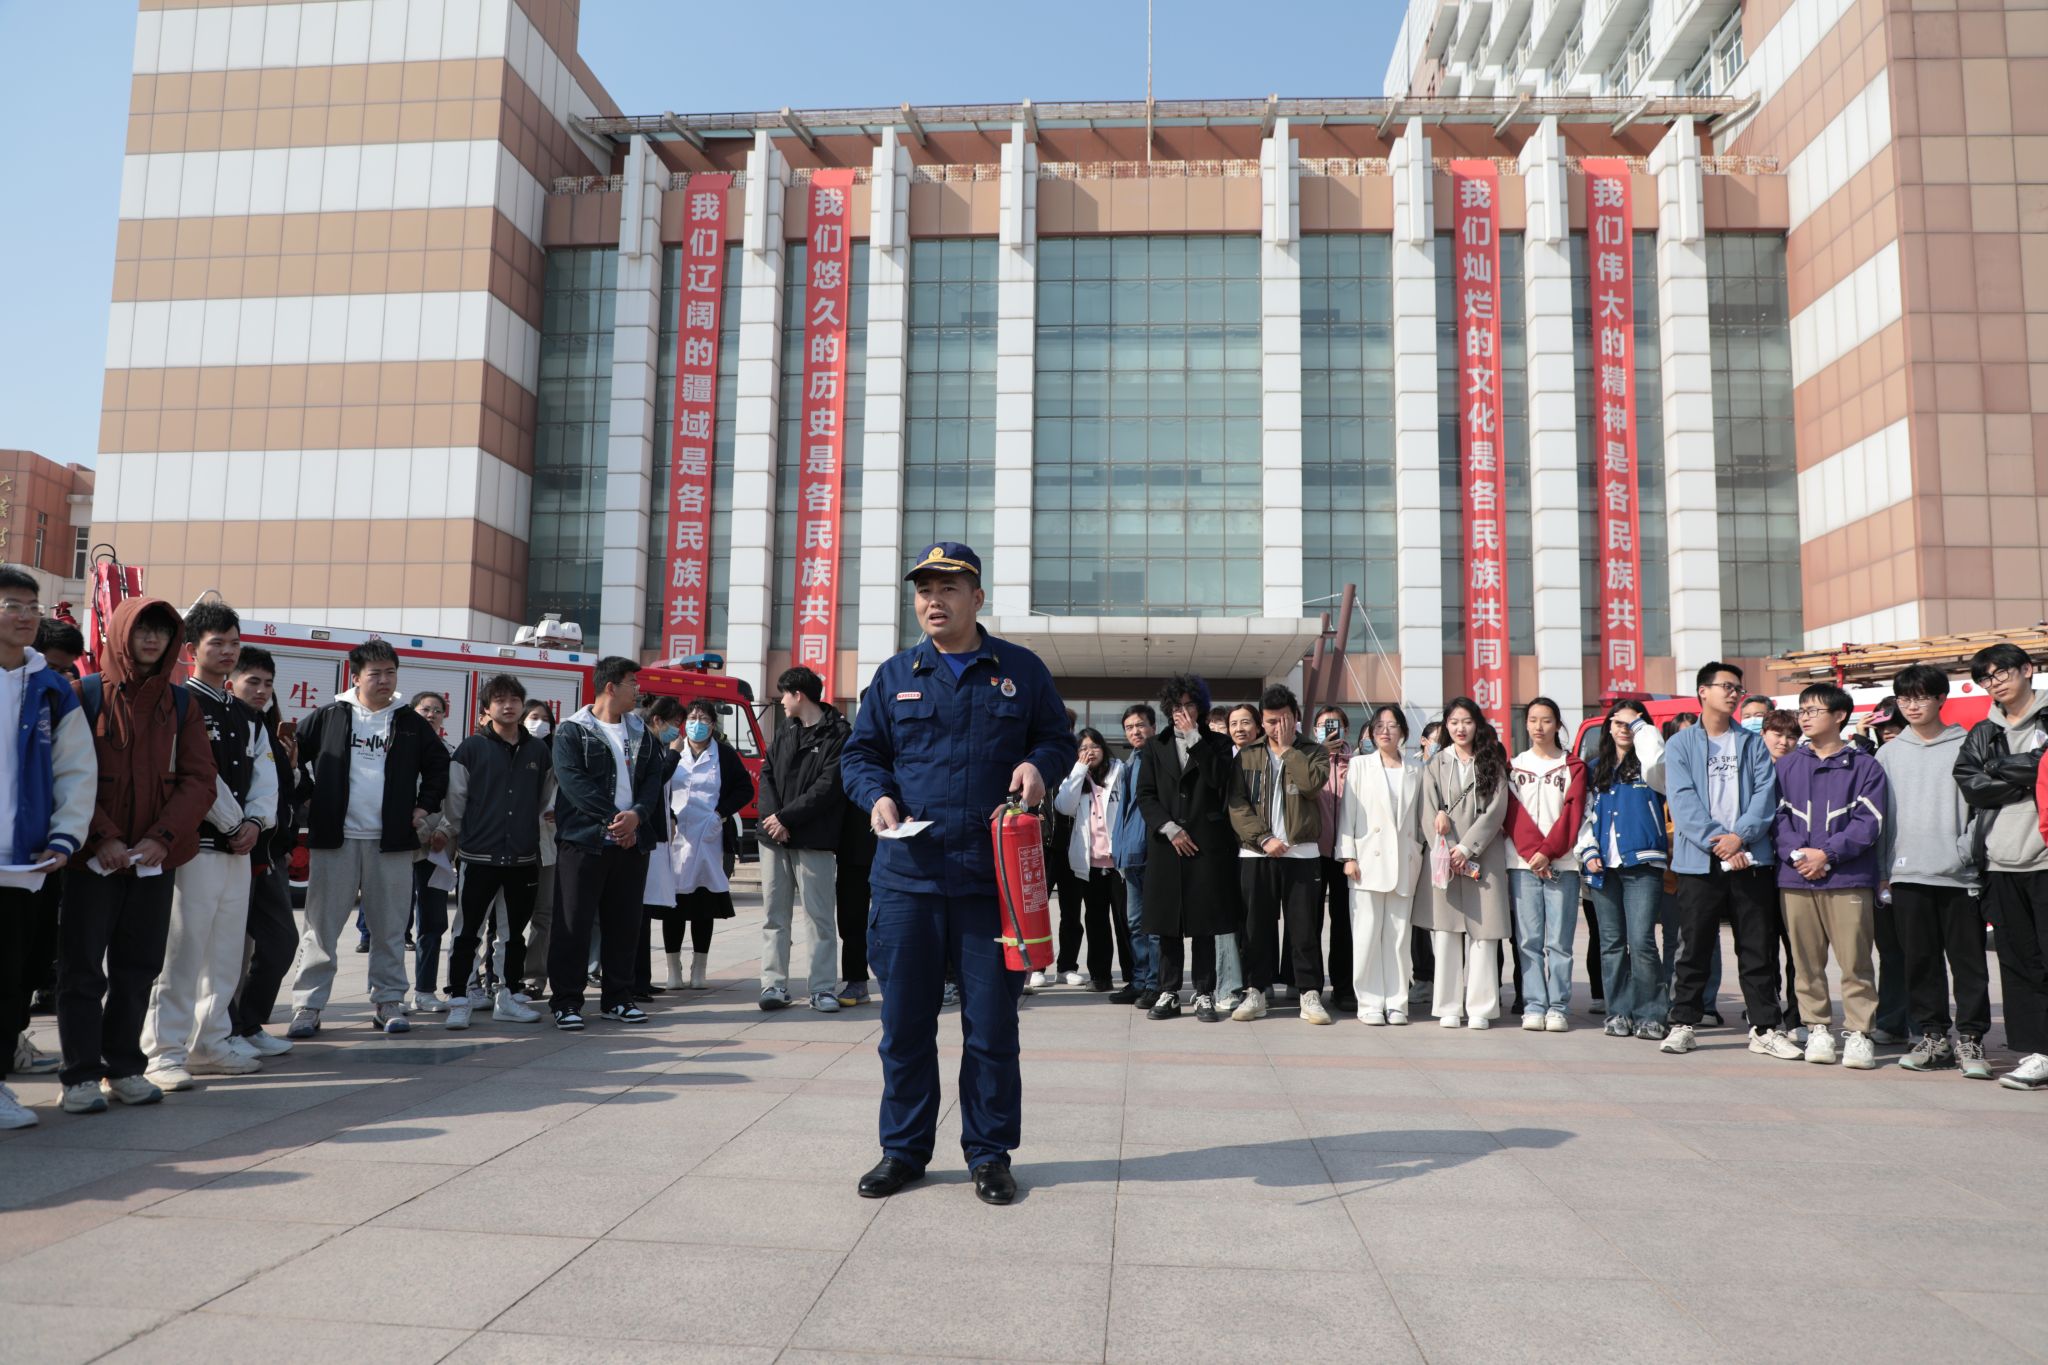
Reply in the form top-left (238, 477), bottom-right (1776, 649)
top-left (989, 122), bottom-right (1037, 619)
top-left (598, 135), bottom-right (665, 659)
top-left (1651, 117), bottom-right (1722, 674)
top-left (1391, 120), bottom-right (1445, 724)
top-left (857, 129), bottom-right (912, 692)
top-left (1518, 117), bottom-right (1584, 722)
top-left (725, 130), bottom-right (788, 699)
top-left (1259, 119), bottom-right (1304, 621)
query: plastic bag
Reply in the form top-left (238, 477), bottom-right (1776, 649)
top-left (1430, 835), bottom-right (1452, 891)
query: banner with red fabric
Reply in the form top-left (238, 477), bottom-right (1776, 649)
top-left (1584, 158), bottom-right (1643, 695)
top-left (658, 171), bottom-right (732, 661)
top-left (790, 168), bottom-right (856, 700)
top-left (1451, 159), bottom-right (1509, 727)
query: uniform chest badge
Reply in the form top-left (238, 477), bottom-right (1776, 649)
top-left (895, 691), bottom-right (922, 701)
top-left (999, 678), bottom-right (1017, 698)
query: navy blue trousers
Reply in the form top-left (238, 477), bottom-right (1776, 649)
top-left (870, 888), bottom-right (1024, 1171)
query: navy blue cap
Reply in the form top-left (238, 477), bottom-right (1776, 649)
top-left (904, 541), bottom-right (982, 581)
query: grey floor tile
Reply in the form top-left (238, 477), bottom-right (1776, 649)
top-left (371, 1162), bottom-right (675, 1236)
top-left (1669, 1281), bottom-right (2037, 1364)
top-left (1936, 1291), bottom-right (2048, 1357)
top-left (444, 1331), bottom-right (776, 1363)
top-left (98, 1311), bottom-right (470, 1363)
top-left (205, 1225), bottom-right (589, 1328)
top-left (1350, 1203), bottom-right (1644, 1279)
top-left (492, 1240), bottom-right (841, 1346)
top-left (608, 1174), bottom-right (882, 1250)
top-left (1385, 1273), bottom-right (1718, 1364)
top-left (299, 1115), bottom-right (552, 1166)
top-left (865, 1182), bottom-right (1116, 1264)
top-left (1112, 1193), bottom-right (1371, 1270)
top-left (1, 1302), bottom-right (174, 1365)
top-left (793, 1250), bottom-right (1108, 1362)
top-left (0, 1146), bottom-right (164, 1212)
top-left (1105, 1263), bottom-right (1419, 1364)
top-left (1327, 1145), bottom-right (1565, 1207)
top-left (1114, 1140), bottom-right (1334, 1202)
top-left (0, 1215), bottom-right (336, 1311)
top-left (140, 1154), bottom-right (461, 1224)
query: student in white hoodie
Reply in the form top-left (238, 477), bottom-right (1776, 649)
top-left (1335, 705), bottom-right (1425, 1025)
top-left (286, 642), bottom-right (450, 1037)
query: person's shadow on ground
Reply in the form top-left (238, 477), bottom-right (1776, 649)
top-left (1011, 1127), bottom-right (1574, 1200)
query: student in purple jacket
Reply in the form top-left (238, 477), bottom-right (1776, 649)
top-left (1773, 682), bottom-right (1891, 1072)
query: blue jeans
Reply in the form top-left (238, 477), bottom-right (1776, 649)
top-left (1587, 866), bottom-right (1666, 1024)
top-left (1511, 869), bottom-right (1580, 1015)
top-left (1120, 866), bottom-right (1159, 992)
top-left (411, 860), bottom-right (448, 995)
top-left (1215, 932), bottom-right (1245, 999)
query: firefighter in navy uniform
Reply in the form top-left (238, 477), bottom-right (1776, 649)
top-left (840, 543), bottom-right (1075, 1205)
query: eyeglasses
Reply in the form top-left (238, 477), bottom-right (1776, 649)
top-left (1973, 665), bottom-right (2021, 688)
top-left (1371, 725), bottom-right (1403, 736)
top-left (1795, 707), bottom-right (1835, 719)
top-left (1700, 681), bottom-right (1744, 694)
top-left (0, 600), bottom-right (43, 620)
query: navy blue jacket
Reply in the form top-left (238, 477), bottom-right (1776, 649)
top-left (840, 628), bottom-right (1075, 898)
top-left (550, 705), bottom-right (668, 853)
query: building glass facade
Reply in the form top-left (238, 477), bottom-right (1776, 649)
top-left (528, 247), bottom-right (616, 628)
top-left (770, 243), bottom-right (869, 645)
top-left (1437, 233), bottom-right (1532, 656)
top-left (1573, 232), bottom-right (1670, 658)
top-left (1300, 234), bottom-right (1397, 652)
top-left (1708, 234), bottom-right (1801, 658)
top-left (1033, 235), bottom-right (1265, 617)
top-left (902, 238), bottom-right (998, 647)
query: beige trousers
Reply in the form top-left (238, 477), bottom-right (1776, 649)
top-left (1781, 887), bottom-right (1876, 1035)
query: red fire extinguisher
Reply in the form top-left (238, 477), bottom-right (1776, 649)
top-left (991, 796), bottom-right (1054, 972)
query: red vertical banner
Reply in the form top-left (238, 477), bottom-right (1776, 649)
top-left (1584, 159), bottom-right (1643, 695)
top-left (1451, 160), bottom-right (1509, 727)
top-left (791, 168), bottom-right (855, 700)
top-left (660, 171), bottom-right (732, 660)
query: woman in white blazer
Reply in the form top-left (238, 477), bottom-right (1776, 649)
top-left (1336, 704), bottom-right (1427, 1024)
top-left (1051, 728), bottom-right (1130, 990)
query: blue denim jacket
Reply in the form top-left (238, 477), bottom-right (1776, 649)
top-left (1663, 722), bottom-right (1779, 875)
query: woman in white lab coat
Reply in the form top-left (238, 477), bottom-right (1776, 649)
top-left (646, 699), bottom-right (754, 990)
top-left (1336, 704), bottom-right (1426, 1025)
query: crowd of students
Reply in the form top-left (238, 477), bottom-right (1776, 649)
top-left (4, 554), bottom-right (2045, 1129)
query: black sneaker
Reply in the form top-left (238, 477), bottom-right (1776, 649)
top-left (1108, 984), bottom-right (1142, 1005)
top-left (553, 1009), bottom-right (585, 1031)
top-left (1147, 993), bottom-right (1182, 1021)
top-left (600, 1003), bottom-right (649, 1024)
top-left (1133, 990), bottom-right (1160, 1011)
top-left (1194, 994), bottom-right (1221, 1023)
top-left (353, 939), bottom-right (369, 954)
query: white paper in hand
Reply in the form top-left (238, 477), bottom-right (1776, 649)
top-left (877, 820), bottom-right (934, 840)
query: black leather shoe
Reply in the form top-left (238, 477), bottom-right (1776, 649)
top-left (1133, 990), bottom-right (1159, 1010)
top-left (1108, 984), bottom-right (1142, 1005)
top-left (858, 1157), bottom-right (923, 1199)
top-left (972, 1161), bottom-right (1017, 1205)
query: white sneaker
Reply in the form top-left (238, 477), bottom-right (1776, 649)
top-left (1467, 1016), bottom-right (1491, 1030)
top-left (493, 988), bottom-right (540, 1023)
top-left (1521, 1013), bottom-right (1545, 1031)
top-left (1230, 988), bottom-right (1268, 1021)
top-left (1659, 1024), bottom-right (1697, 1054)
top-left (1360, 1008), bottom-right (1387, 1026)
top-left (663, 952), bottom-right (685, 990)
top-left (445, 1002), bottom-right (473, 1031)
top-left (1803, 1027), bottom-right (1838, 1065)
top-left (410, 991), bottom-right (447, 1014)
top-left (1999, 1053), bottom-right (2048, 1091)
top-left (188, 1048), bottom-right (259, 1076)
top-left (14, 1030), bottom-right (59, 1075)
top-left (0, 1083), bottom-right (37, 1129)
top-left (220, 1035), bottom-right (263, 1062)
top-left (62, 1081), bottom-right (108, 1114)
top-left (1841, 1031), bottom-right (1877, 1069)
top-left (102, 1074), bottom-right (161, 1106)
top-left (1545, 1011), bottom-right (1569, 1033)
top-left (1299, 990), bottom-right (1332, 1025)
top-left (1387, 1010), bottom-right (1408, 1026)
top-left (1438, 1012), bottom-right (1463, 1028)
top-left (1028, 971), bottom-right (1050, 989)
top-left (145, 1063), bottom-right (194, 1092)
top-left (1062, 970), bottom-right (1088, 987)
top-left (466, 983), bottom-right (491, 1008)
top-left (241, 1030), bottom-right (293, 1057)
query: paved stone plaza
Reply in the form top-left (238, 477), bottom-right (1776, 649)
top-left (5, 867), bottom-right (2047, 1363)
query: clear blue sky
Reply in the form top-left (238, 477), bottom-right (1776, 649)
top-left (0, 0), bottom-right (1402, 470)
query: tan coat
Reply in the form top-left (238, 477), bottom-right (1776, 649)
top-left (1416, 747), bottom-right (1512, 940)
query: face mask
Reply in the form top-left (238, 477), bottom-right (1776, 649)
top-left (685, 720), bottom-right (712, 744)
top-left (656, 724), bottom-right (681, 745)
top-left (1740, 716), bottom-right (1764, 733)
top-left (524, 718), bottom-right (551, 739)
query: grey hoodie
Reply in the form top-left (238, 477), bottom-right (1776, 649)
top-left (1875, 724), bottom-right (1977, 890)
top-left (1983, 691), bottom-right (2048, 874)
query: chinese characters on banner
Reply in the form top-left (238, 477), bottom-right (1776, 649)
top-left (1584, 159), bottom-right (1643, 695)
top-left (660, 172), bottom-right (733, 660)
top-left (791, 168), bottom-right (856, 700)
top-left (1451, 160), bottom-right (1509, 727)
